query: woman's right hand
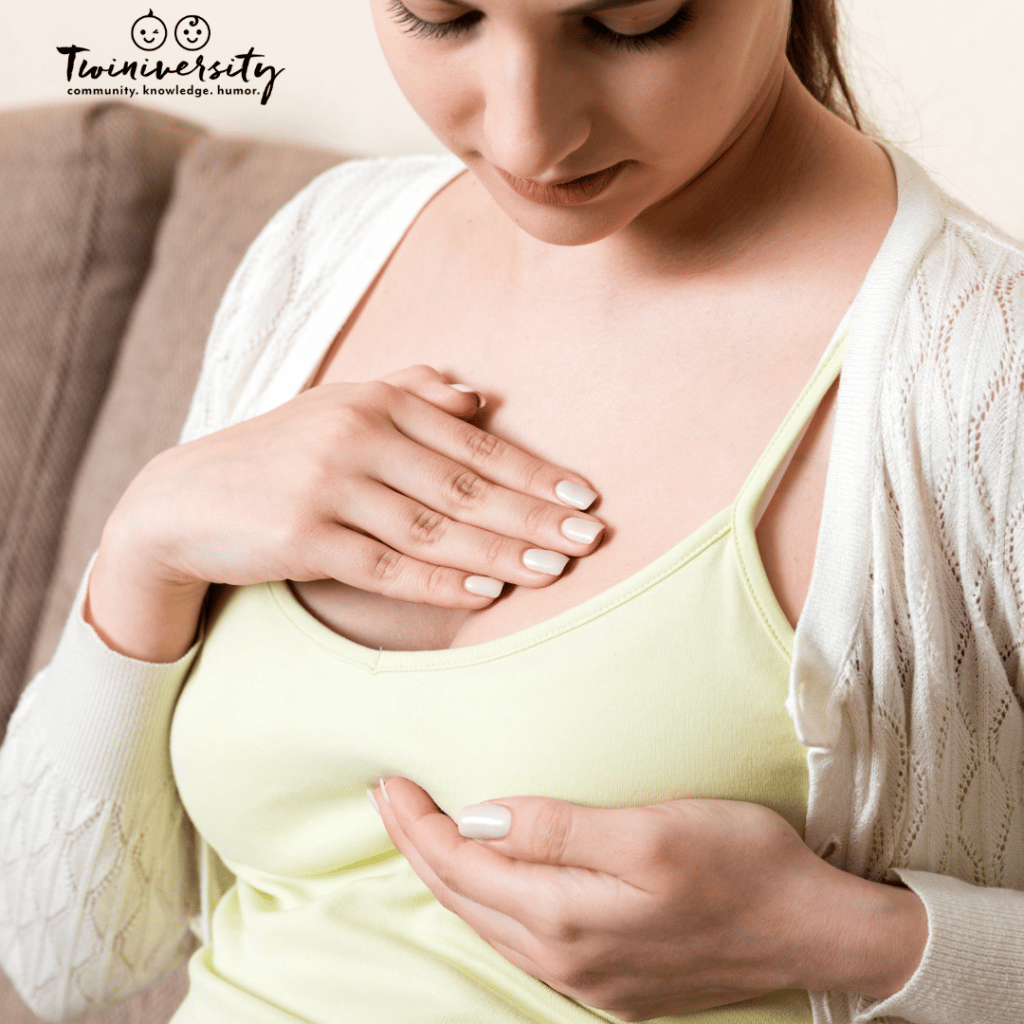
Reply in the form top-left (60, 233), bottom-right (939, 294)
top-left (86, 365), bottom-right (603, 663)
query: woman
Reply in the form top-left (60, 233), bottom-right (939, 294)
top-left (2, 1), bottom-right (1023, 1022)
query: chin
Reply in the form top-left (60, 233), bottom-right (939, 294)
top-left (473, 172), bottom-right (640, 247)
top-left (505, 207), bottom-right (634, 247)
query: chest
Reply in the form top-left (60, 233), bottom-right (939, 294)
top-left (174, 530), bottom-right (810, 880)
top-left (292, 195), bottom-right (844, 651)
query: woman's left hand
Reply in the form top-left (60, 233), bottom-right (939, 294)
top-left (370, 777), bottom-right (929, 1023)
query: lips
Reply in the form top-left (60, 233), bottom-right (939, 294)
top-left (495, 161), bottom-right (627, 207)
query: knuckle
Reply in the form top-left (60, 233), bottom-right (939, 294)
top-left (324, 403), bottom-right (379, 445)
top-left (370, 547), bottom-right (406, 585)
top-left (433, 859), bottom-right (466, 898)
top-left (445, 469), bottom-right (488, 509)
top-left (527, 801), bottom-right (575, 865)
top-left (463, 427), bottom-right (502, 464)
top-left (359, 379), bottom-right (397, 407)
top-left (479, 533), bottom-right (508, 572)
top-left (272, 515), bottom-right (310, 557)
top-left (406, 363), bottom-right (438, 381)
top-left (542, 947), bottom-right (594, 991)
top-left (540, 896), bottom-right (582, 946)
top-left (515, 458), bottom-right (547, 494)
top-left (422, 563), bottom-right (452, 601)
top-left (409, 508), bottom-right (449, 547)
top-left (638, 815), bottom-right (678, 869)
top-left (520, 500), bottom-right (551, 536)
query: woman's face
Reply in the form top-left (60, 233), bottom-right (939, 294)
top-left (371, 0), bottom-right (793, 246)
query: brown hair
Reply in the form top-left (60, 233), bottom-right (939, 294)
top-left (787, 0), bottom-right (862, 130)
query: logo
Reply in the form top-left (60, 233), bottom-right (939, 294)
top-left (131, 10), bottom-right (167, 50)
top-left (174, 16), bottom-right (211, 51)
top-left (57, 10), bottom-right (283, 105)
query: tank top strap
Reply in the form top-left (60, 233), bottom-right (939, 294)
top-left (730, 314), bottom-right (849, 659)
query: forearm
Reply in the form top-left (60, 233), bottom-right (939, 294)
top-left (0, 561), bottom-right (202, 1021)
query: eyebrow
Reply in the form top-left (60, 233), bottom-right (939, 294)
top-left (435, 0), bottom-right (662, 14)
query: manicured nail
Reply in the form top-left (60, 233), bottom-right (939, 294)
top-left (379, 778), bottom-right (391, 806)
top-left (458, 803), bottom-right (511, 839)
top-left (367, 788), bottom-right (380, 814)
top-left (451, 383), bottom-right (486, 410)
top-left (555, 480), bottom-right (598, 510)
top-left (464, 575), bottom-right (504, 598)
top-left (560, 518), bottom-right (604, 544)
top-left (523, 549), bottom-right (569, 575)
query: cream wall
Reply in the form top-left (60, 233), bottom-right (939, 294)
top-left (2, 0), bottom-right (1022, 234)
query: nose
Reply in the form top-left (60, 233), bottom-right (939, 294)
top-left (481, 33), bottom-right (592, 181)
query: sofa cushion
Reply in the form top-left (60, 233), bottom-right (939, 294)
top-left (10, 121), bottom-right (349, 1024)
top-left (0, 101), bottom-right (205, 746)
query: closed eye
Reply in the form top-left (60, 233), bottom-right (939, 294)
top-left (387, 0), bottom-right (482, 39)
top-left (386, 0), bottom-right (696, 51)
top-left (584, 2), bottom-right (695, 51)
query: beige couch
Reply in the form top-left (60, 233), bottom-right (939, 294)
top-left (0, 100), bottom-right (351, 1024)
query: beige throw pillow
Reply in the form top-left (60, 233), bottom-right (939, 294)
top-left (0, 101), bottom-right (204, 745)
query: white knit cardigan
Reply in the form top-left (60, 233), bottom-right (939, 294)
top-left (1, 146), bottom-right (1022, 1024)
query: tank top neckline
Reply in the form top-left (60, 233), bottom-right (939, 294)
top-left (268, 316), bottom-right (847, 674)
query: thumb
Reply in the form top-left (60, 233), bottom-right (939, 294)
top-left (457, 796), bottom-right (649, 877)
top-left (377, 363), bottom-right (486, 419)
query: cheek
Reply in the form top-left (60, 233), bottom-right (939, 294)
top-left (605, 11), bottom-right (786, 161)
top-left (373, 25), bottom-right (479, 145)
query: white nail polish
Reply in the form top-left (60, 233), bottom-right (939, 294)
top-left (464, 575), bottom-right (504, 598)
top-left (367, 788), bottom-right (380, 814)
top-left (450, 383), bottom-right (487, 409)
top-left (555, 480), bottom-right (598, 510)
top-left (523, 549), bottom-right (570, 575)
top-left (380, 778), bottom-right (391, 806)
top-left (458, 803), bottom-right (511, 839)
top-left (560, 518), bottom-right (604, 544)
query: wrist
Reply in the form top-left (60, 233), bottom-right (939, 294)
top-left (791, 859), bottom-right (928, 1000)
top-left (87, 535), bottom-right (209, 663)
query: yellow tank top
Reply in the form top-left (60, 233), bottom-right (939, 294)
top-left (168, 326), bottom-right (845, 1024)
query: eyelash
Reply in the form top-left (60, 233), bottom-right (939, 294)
top-left (386, 0), bottom-right (695, 53)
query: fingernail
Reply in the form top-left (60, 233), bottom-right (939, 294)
top-left (367, 788), bottom-right (380, 814)
top-left (450, 383), bottom-right (487, 410)
top-left (464, 575), bottom-right (504, 598)
top-left (380, 778), bottom-right (391, 806)
top-left (458, 803), bottom-right (511, 839)
top-left (523, 549), bottom-right (570, 575)
top-left (560, 518), bottom-right (604, 544)
top-left (555, 480), bottom-right (598, 510)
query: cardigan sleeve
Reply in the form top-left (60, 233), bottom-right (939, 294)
top-left (0, 557), bottom-right (201, 1023)
top-left (853, 869), bottom-right (1024, 1024)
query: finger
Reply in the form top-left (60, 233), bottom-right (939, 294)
top-left (377, 364), bottom-right (484, 419)
top-left (375, 778), bottom-right (601, 926)
top-left (383, 387), bottom-right (599, 511)
top-left (370, 781), bottom-right (541, 956)
top-left (338, 479), bottom-right (591, 588)
top-left (306, 524), bottom-right (505, 607)
top-left (456, 796), bottom-right (667, 880)
top-left (364, 431), bottom-right (605, 560)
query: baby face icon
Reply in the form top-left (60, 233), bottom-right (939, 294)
top-left (174, 15), bottom-right (211, 50)
top-left (131, 10), bottom-right (167, 50)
